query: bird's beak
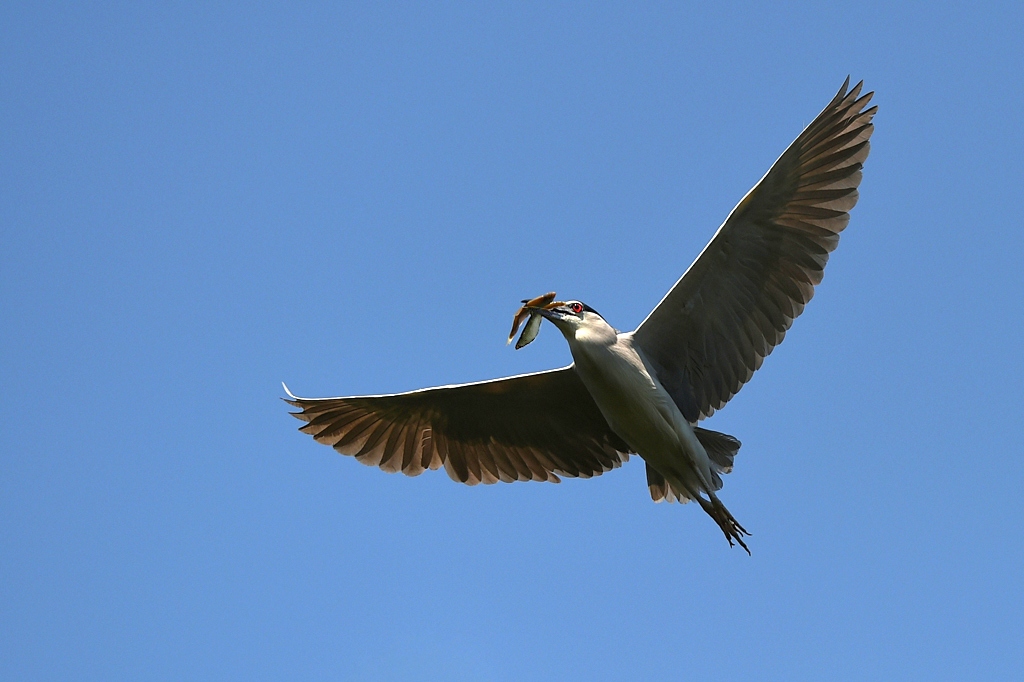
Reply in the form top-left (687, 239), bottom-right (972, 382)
top-left (538, 302), bottom-right (569, 321)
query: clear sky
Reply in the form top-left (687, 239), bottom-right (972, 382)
top-left (3, 2), bottom-right (1022, 680)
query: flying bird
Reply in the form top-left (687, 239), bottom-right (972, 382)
top-left (285, 78), bottom-right (876, 553)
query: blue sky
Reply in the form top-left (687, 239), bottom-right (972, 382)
top-left (3, 2), bottom-right (1022, 680)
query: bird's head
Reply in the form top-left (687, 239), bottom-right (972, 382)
top-left (539, 300), bottom-right (610, 338)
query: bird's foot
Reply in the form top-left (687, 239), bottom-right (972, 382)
top-left (700, 495), bottom-right (751, 555)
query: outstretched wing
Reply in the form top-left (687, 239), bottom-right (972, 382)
top-left (285, 366), bottom-right (631, 485)
top-left (633, 78), bottom-right (876, 422)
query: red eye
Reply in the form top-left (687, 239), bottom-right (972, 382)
top-left (570, 302), bottom-right (584, 314)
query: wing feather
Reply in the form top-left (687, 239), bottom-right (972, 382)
top-left (634, 78), bottom-right (876, 420)
top-left (286, 366), bottom-right (632, 485)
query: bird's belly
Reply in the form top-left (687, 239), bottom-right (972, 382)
top-left (573, 348), bottom-right (681, 455)
top-left (571, 342), bottom-right (713, 488)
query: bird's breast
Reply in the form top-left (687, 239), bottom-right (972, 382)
top-left (569, 338), bottom-right (678, 453)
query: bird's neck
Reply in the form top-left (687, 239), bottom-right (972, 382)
top-left (562, 322), bottom-right (618, 357)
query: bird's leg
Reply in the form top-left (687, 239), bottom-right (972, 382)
top-left (696, 493), bottom-right (751, 555)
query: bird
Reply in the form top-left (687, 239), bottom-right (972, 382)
top-left (284, 78), bottom-right (876, 553)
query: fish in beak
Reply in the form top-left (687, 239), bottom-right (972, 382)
top-left (507, 292), bottom-right (563, 349)
top-left (515, 313), bottom-right (543, 350)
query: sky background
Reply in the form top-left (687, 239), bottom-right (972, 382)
top-left (3, 2), bottom-right (1023, 680)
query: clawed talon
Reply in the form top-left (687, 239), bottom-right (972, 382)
top-left (698, 495), bottom-right (751, 555)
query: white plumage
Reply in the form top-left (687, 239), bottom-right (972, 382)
top-left (286, 79), bottom-right (876, 552)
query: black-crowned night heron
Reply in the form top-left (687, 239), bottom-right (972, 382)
top-left (285, 79), bottom-right (876, 553)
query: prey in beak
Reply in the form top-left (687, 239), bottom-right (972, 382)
top-left (507, 292), bottom-right (563, 349)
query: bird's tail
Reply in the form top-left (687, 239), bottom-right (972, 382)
top-left (694, 426), bottom-right (740, 475)
top-left (646, 427), bottom-right (740, 502)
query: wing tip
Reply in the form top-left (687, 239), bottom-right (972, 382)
top-left (281, 382), bottom-right (306, 413)
top-left (281, 381), bottom-right (299, 400)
